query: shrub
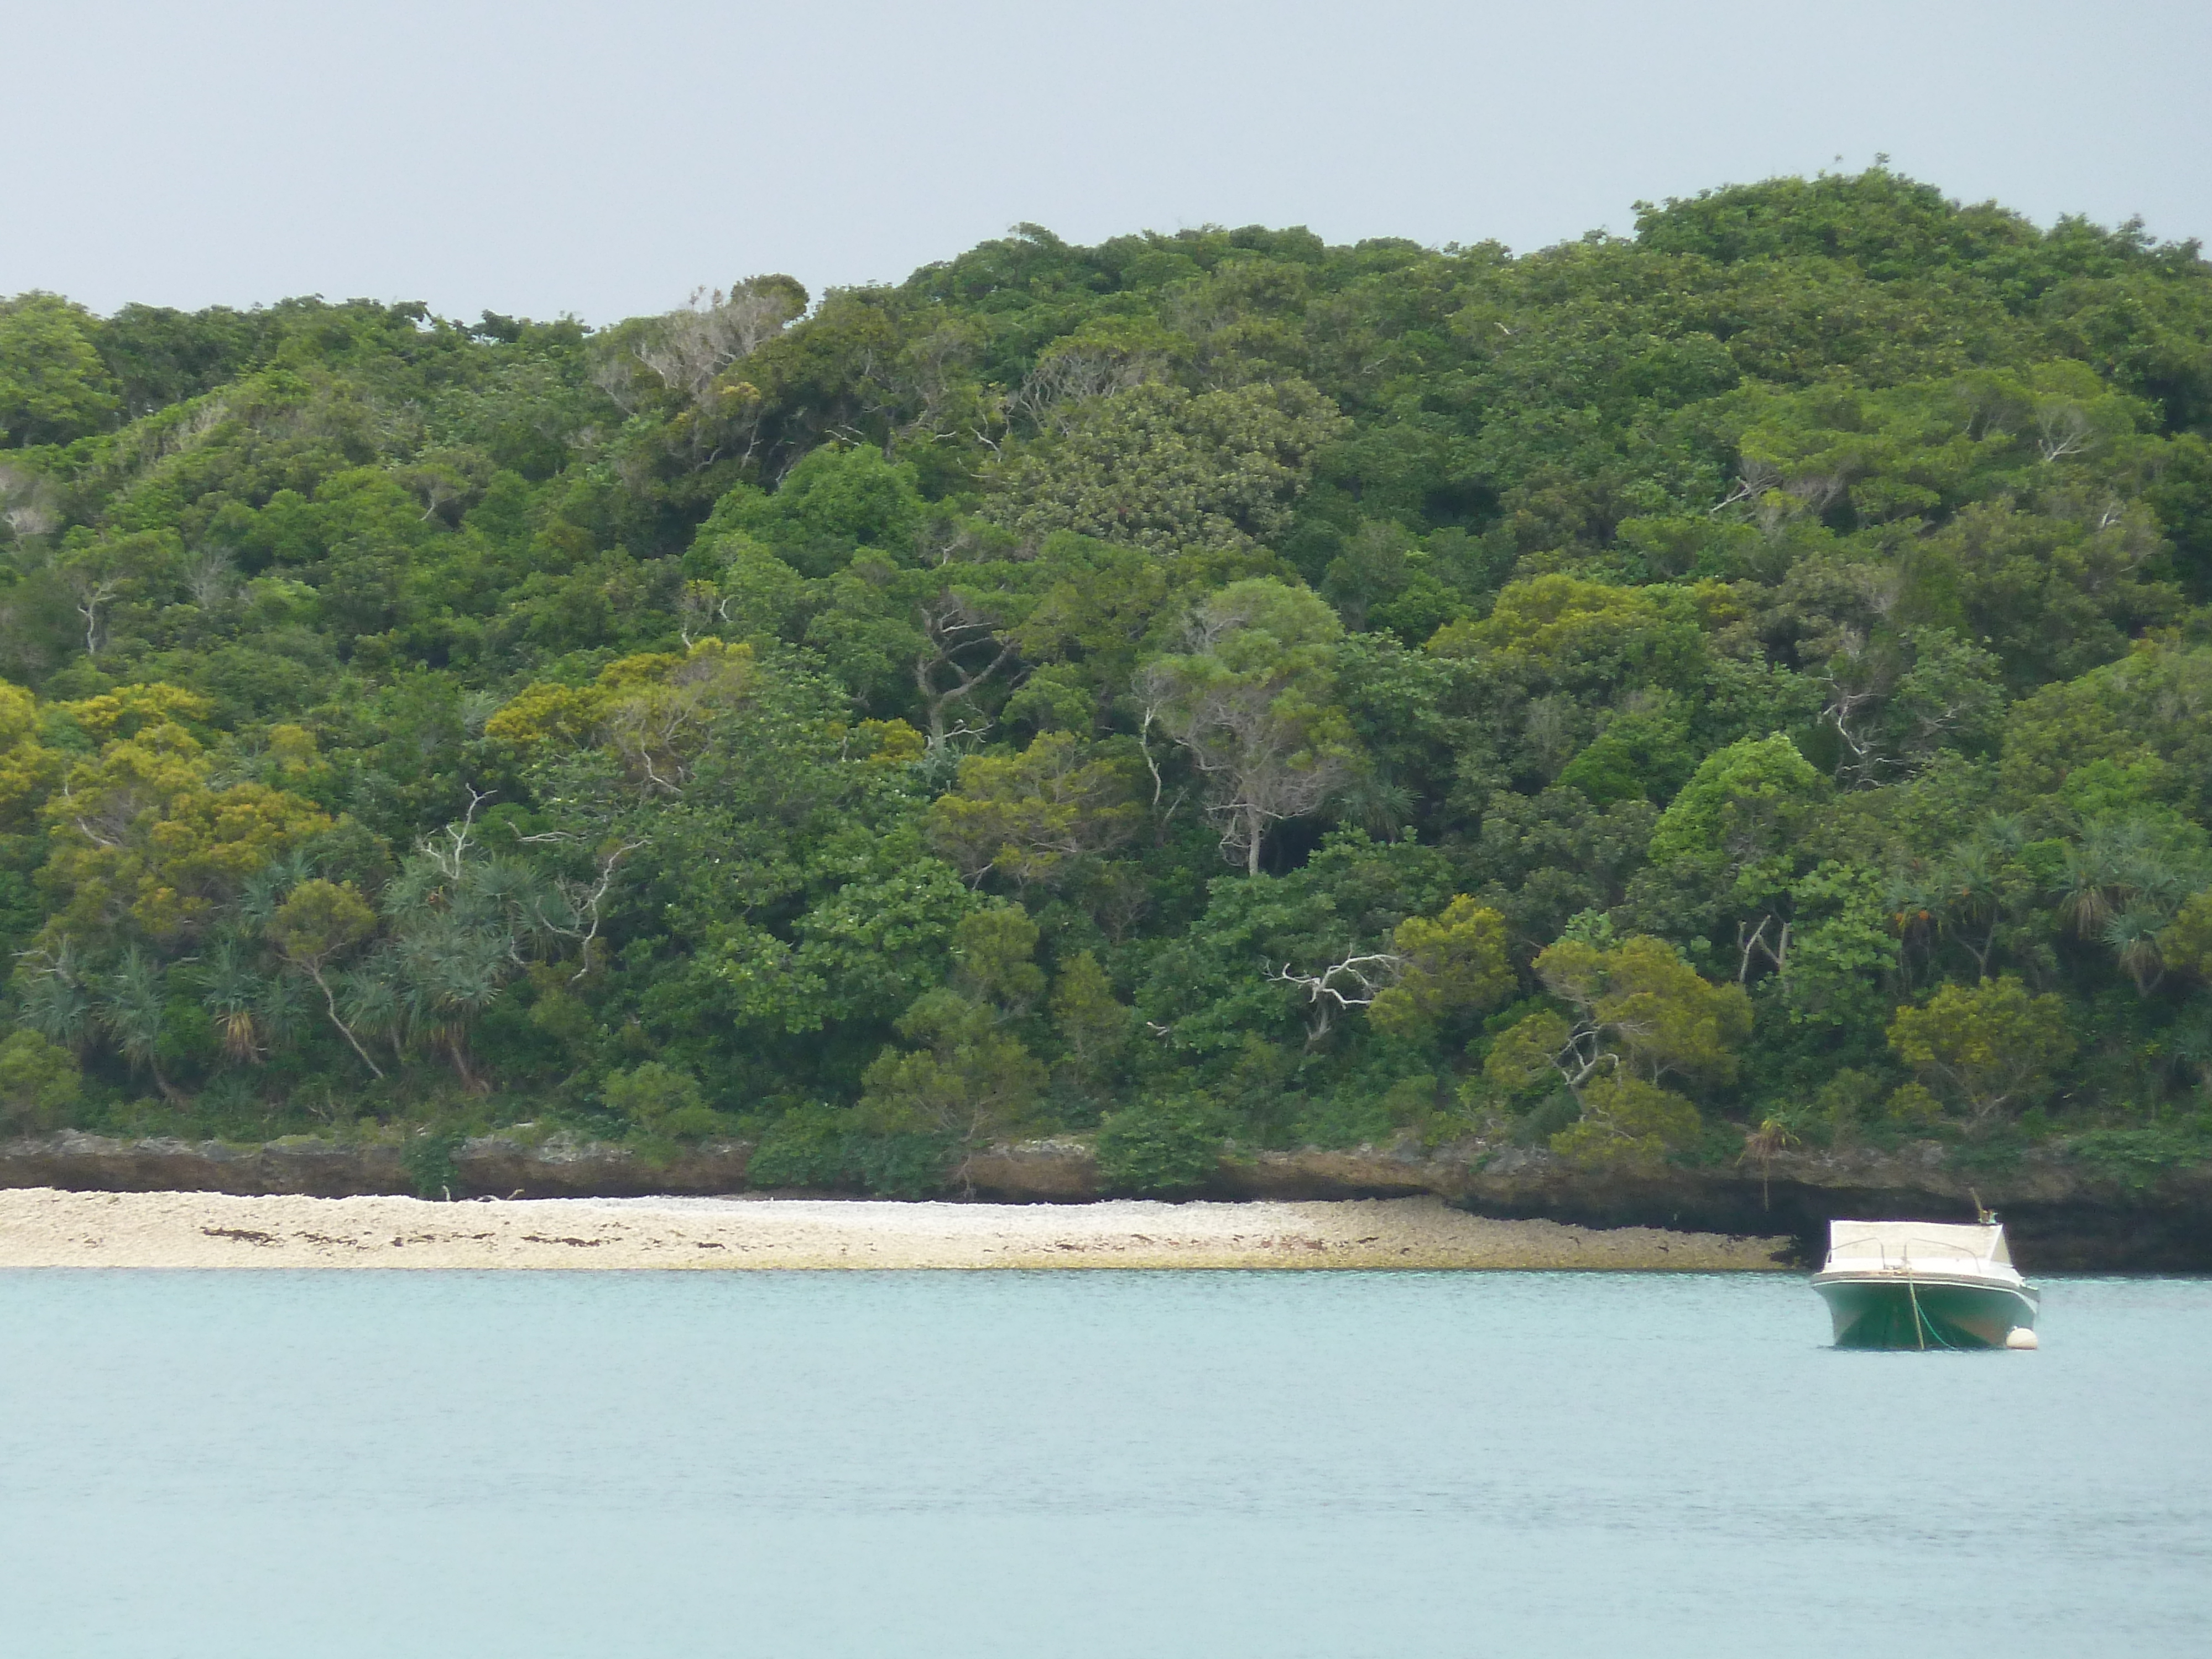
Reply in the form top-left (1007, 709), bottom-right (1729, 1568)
top-left (1097, 1094), bottom-right (1222, 1196)
top-left (745, 1105), bottom-right (949, 1197)
top-left (1813, 1068), bottom-right (1887, 1141)
top-left (1549, 1074), bottom-right (1701, 1170)
top-left (401, 1130), bottom-right (463, 1198)
top-left (2066, 1120), bottom-right (2212, 1188)
top-left (603, 1061), bottom-right (723, 1161)
top-left (747, 1102), bottom-right (857, 1190)
top-left (853, 1133), bottom-right (952, 1198)
top-left (0, 1030), bottom-right (81, 1132)
top-left (1885, 1082), bottom-right (1946, 1128)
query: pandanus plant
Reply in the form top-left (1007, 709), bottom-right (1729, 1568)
top-left (97, 947), bottom-right (187, 1107)
top-left (375, 847), bottom-right (568, 1093)
top-left (393, 919), bottom-right (510, 1093)
top-left (2056, 818), bottom-right (2206, 994)
top-left (2103, 906), bottom-right (2172, 995)
top-left (15, 943), bottom-right (92, 1053)
top-left (200, 937), bottom-right (266, 1063)
top-left (1890, 815), bottom-right (2031, 984)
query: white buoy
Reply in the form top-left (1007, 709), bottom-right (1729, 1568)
top-left (2006, 1327), bottom-right (2039, 1350)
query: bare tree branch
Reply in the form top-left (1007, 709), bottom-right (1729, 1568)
top-left (1270, 951), bottom-right (1404, 1045)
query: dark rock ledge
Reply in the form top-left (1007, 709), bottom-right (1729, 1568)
top-left (3, 1131), bottom-right (2206, 1272)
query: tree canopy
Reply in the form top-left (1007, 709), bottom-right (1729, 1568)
top-left (5, 165), bottom-right (2212, 1186)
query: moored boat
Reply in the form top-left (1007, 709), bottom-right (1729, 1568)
top-left (1811, 1217), bottom-right (2039, 1350)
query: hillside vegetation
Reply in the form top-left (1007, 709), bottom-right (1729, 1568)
top-left (4, 168), bottom-right (2211, 1191)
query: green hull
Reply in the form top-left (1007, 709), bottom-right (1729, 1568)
top-left (1813, 1276), bottom-right (2038, 1350)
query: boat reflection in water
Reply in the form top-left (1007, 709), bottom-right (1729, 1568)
top-left (1811, 1217), bottom-right (2040, 1350)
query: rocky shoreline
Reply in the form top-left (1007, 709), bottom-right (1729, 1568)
top-left (3, 1130), bottom-right (2206, 1271)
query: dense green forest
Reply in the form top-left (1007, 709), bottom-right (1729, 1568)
top-left (3, 168), bottom-right (2211, 1193)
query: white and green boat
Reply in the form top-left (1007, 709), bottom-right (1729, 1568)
top-left (1812, 1218), bottom-right (2040, 1350)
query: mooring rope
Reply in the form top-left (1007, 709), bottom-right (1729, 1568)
top-left (1903, 1268), bottom-right (1960, 1352)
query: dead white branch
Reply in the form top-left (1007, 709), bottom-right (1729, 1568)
top-left (1270, 951), bottom-right (1403, 1045)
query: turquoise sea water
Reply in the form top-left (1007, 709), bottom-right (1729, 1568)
top-left (2, 1269), bottom-right (2208, 1658)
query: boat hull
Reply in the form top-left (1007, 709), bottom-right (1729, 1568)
top-left (1813, 1275), bottom-right (2039, 1350)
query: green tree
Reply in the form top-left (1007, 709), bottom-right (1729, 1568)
top-left (857, 906), bottom-right (1048, 1153)
top-left (1888, 818), bottom-right (2049, 985)
top-left (268, 879), bottom-right (384, 1078)
top-left (1487, 934), bottom-right (1750, 1166)
top-left (374, 807), bottom-right (565, 1092)
top-left (1767, 862), bottom-right (1901, 1032)
top-left (0, 177), bottom-right (2208, 1159)
top-left (990, 378), bottom-right (1347, 557)
top-left (0, 294), bottom-right (120, 447)
top-left (1820, 627), bottom-right (2005, 786)
top-left (54, 530), bottom-right (181, 658)
top-left (1886, 976), bottom-right (2075, 1124)
top-left (0, 1029), bottom-right (82, 1131)
top-left (926, 732), bottom-right (1142, 889)
top-left (1138, 578), bottom-right (1358, 874)
top-left (1050, 950), bottom-right (1133, 1097)
top-left (1647, 733), bottom-right (1823, 875)
top-left (1005, 535), bottom-right (1180, 732)
top-left (96, 947), bottom-right (187, 1107)
top-left (857, 990), bottom-right (1046, 1148)
top-left (701, 443), bottom-right (924, 575)
top-left (1366, 896), bottom-right (1514, 1042)
top-left (2049, 817), bottom-right (2208, 993)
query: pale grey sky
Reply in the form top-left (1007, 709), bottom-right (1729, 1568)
top-left (8, 0), bottom-right (2207, 325)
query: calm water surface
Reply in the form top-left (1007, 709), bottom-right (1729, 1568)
top-left (2, 1269), bottom-right (2207, 1657)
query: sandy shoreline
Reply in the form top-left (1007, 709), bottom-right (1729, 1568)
top-left (0, 1188), bottom-right (1792, 1271)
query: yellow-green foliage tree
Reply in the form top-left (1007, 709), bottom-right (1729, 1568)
top-left (1427, 573), bottom-right (1713, 673)
top-left (0, 1028), bottom-right (81, 1130)
top-left (1366, 896), bottom-right (1513, 1041)
top-left (1551, 1076), bottom-right (1703, 1170)
top-left (1886, 976), bottom-right (2075, 1124)
top-left (487, 639), bottom-right (754, 795)
top-left (925, 731), bottom-right (1142, 889)
top-left (36, 686), bottom-right (330, 948)
top-left (1487, 935), bottom-right (1751, 1166)
top-left (989, 378), bottom-right (1347, 557)
top-left (268, 879), bottom-right (384, 1077)
top-left (2154, 889), bottom-right (2212, 982)
top-left (0, 682), bottom-right (61, 831)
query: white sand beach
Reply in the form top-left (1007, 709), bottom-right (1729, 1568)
top-left (0, 1188), bottom-right (1792, 1270)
